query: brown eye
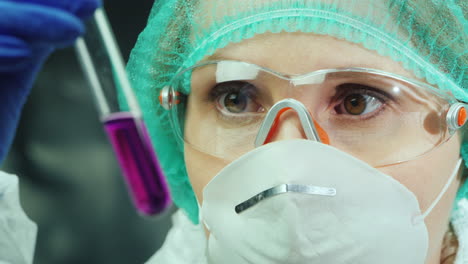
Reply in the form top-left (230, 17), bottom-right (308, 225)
top-left (335, 92), bottom-right (383, 116)
top-left (344, 94), bottom-right (367, 115)
top-left (214, 81), bottom-right (264, 115)
top-left (223, 92), bottom-right (248, 113)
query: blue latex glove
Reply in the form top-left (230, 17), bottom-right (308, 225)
top-left (0, 0), bottom-right (100, 163)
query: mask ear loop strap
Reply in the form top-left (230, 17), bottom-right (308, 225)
top-left (420, 158), bottom-right (463, 220)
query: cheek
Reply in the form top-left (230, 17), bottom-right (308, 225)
top-left (378, 134), bottom-right (461, 212)
top-left (184, 144), bottom-right (230, 204)
top-left (184, 97), bottom-right (230, 204)
top-left (377, 134), bottom-right (462, 260)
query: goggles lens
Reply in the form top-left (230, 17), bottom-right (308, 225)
top-left (167, 61), bottom-right (458, 166)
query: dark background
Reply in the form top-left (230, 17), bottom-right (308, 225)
top-left (1, 1), bottom-right (175, 263)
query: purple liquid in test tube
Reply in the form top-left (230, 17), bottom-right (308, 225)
top-left (103, 112), bottom-right (171, 215)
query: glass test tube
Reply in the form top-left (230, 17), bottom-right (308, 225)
top-left (74, 8), bottom-right (171, 216)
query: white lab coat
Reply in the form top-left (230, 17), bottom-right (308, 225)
top-left (146, 210), bottom-right (208, 264)
top-left (0, 172), bottom-right (37, 264)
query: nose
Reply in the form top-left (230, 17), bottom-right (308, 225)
top-left (255, 99), bottom-right (330, 146)
top-left (266, 109), bottom-right (308, 143)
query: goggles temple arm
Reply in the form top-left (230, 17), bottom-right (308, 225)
top-left (447, 102), bottom-right (468, 134)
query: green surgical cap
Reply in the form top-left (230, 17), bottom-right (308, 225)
top-left (127, 0), bottom-right (467, 224)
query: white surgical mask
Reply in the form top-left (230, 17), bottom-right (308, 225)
top-left (201, 139), bottom-right (462, 264)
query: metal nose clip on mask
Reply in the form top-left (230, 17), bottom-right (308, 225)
top-left (200, 98), bottom-right (463, 264)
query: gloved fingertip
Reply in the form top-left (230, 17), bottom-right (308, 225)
top-left (75, 0), bottom-right (102, 19)
top-left (34, 13), bottom-right (85, 48)
top-left (53, 21), bottom-right (85, 48)
top-left (0, 36), bottom-right (32, 72)
top-left (0, 3), bottom-right (86, 48)
top-left (0, 36), bottom-right (31, 58)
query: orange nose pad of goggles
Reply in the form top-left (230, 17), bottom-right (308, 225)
top-left (313, 121), bottom-right (330, 145)
top-left (264, 107), bottom-right (330, 145)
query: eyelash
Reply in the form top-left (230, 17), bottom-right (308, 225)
top-left (330, 84), bottom-right (393, 119)
top-left (207, 81), bottom-right (258, 102)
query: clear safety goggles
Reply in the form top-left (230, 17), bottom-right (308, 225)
top-left (160, 60), bottom-right (468, 167)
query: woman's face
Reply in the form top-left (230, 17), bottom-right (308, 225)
top-left (184, 32), bottom-right (463, 263)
